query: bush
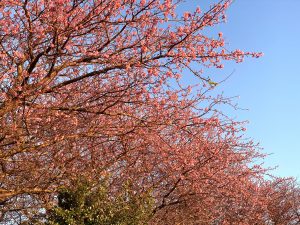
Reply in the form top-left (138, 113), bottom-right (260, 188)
top-left (26, 179), bottom-right (154, 225)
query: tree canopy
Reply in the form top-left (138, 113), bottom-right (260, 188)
top-left (0, 0), bottom-right (298, 224)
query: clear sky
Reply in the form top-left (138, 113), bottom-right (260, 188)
top-left (181, 0), bottom-right (300, 179)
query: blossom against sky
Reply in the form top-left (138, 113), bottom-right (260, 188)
top-left (182, 0), bottom-right (300, 178)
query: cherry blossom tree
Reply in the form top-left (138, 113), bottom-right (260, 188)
top-left (261, 178), bottom-right (300, 225)
top-left (0, 0), bottom-right (279, 224)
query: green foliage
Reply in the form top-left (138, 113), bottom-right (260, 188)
top-left (30, 179), bottom-right (155, 225)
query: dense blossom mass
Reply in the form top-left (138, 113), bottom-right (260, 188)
top-left (0, 0), bottom-right (298, 224)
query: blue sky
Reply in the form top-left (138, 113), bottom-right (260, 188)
top-left (180, 0), bottom-right (300, 178)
